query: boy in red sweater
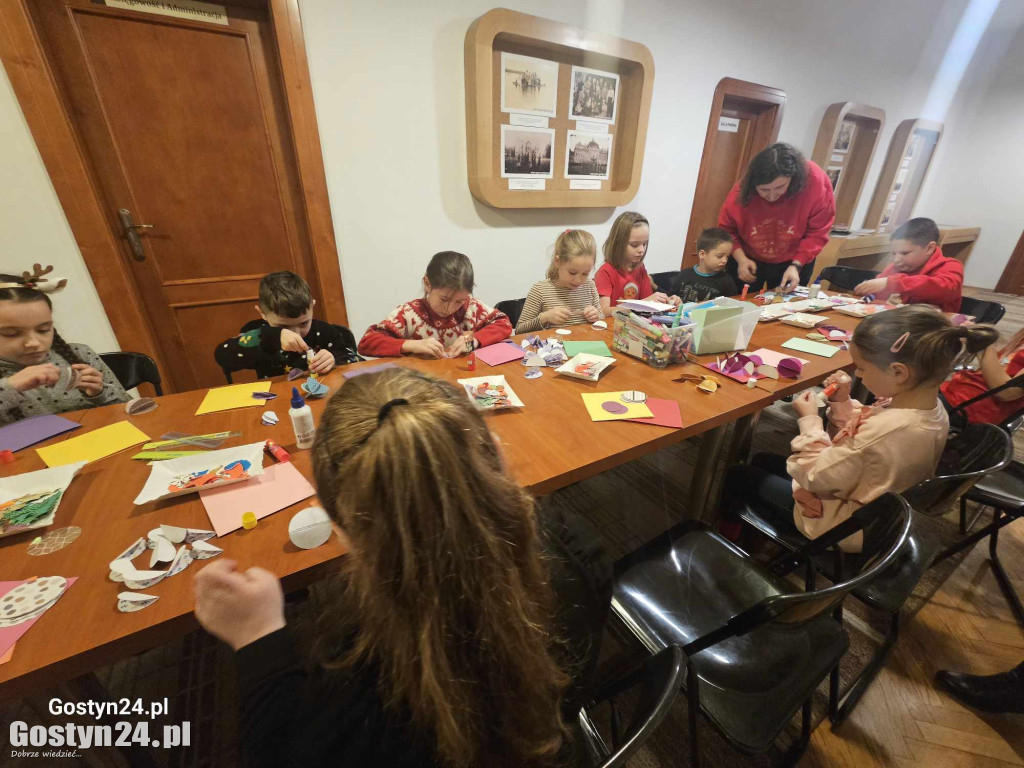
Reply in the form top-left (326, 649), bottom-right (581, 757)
top-left (854, 218), bottom-right (963, 313)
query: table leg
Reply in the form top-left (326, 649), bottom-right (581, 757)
top-left (722, 412), bottom-right (761, 469)
top-left (686, 425), bottom-right (728, 521)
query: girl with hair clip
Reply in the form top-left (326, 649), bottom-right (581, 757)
top-left (940, 326), bottom-right (1024, 426)
top-left (720, 305), bottom-right (998, 550)
top-left (516, 229), bottom-right (603, 333)
top-left (595, 212), bottom-right (680, 316)
top-left (193, 367), bottom-right (611, 768)
top-left (0, 266), bottom-right (129, 425)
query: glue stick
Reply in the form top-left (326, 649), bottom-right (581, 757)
top-left (289, 387), bottom-right (316, 450)
top-left (306, 349), bottom-right (318, 380)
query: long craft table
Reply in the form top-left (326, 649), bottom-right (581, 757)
top-left (0, 305), bottom-right (859, 699)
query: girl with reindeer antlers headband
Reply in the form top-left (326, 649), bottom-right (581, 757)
top-left (0, 265), bottom-right (129, 424)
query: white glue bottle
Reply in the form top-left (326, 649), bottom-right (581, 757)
top-left (289, 387), bottom-right (316, 449)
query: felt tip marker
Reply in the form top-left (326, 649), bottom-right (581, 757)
top-left (265, 439), bottom-right (291, 463)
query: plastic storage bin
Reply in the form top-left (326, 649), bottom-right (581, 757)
top-left (689, 297), bottom-right (760, 354)
top-left (612, 309), bottom-right (694, 368)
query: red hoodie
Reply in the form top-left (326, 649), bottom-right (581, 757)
top-left (875, 246), bottom-right (963, 313)
top-left (718, 160), bottom-right (836, 265)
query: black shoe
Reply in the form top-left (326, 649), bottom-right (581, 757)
top-left (935, 665), bottom-right (1024, 714)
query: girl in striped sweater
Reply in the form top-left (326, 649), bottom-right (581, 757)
top-left (515, 229), bottom-right (603, 333)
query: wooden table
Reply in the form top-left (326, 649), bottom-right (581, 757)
top-left (0, 306), bottom-right (859, 699)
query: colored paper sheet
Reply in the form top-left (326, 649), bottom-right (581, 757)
top-left (37, 422), bottom-right (149, 467)
top-left (748, 348), bottom-right (810, 368)
top-left (200, 461), bottom-right (316, 536)
top-left (195, 382), bottom-right (273, 415)
top-left (562, 341), bottom-right (614, 358)
top-left (781, 338), bottom-right (840, 358)
top-left (342, 363), bottom-right (398, 380)
top-left (704, 359), bottom-right (755, 384)
top-left (0, 414), bottom-right (80, 453)
top-left (624, 398), bottom-right (683, 429)
top-left (0, 645), bottom-right (13, 665)
top-left (131, 450), bottom-right (210, 461)
top-left (0, 577), bottom-right (77, 660)
top-left (581, 392), bottom-right (654, 422)
top-left (475, 342), bottom-right (526, 367)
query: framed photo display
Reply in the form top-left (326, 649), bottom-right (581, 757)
top-left (569, 65), bottom-right (619, 125)
top-left (500, 52), bottom-right (558, 117)
top-left (500, 125), bottom-right (555, 178)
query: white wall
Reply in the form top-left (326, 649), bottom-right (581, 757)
top-left (0, 67), bottom-right (119, 352)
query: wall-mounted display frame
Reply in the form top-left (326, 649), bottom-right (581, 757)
top-left (863, 118), bottom-right (943, 233)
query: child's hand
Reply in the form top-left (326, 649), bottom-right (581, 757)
top-left (650, 292), bottom-right (670, 304)
top-left (854, 278), bottom-right (887, 297)
top-left (279, 329), bottom-right (309, 353)
top-left (582, 305), bottom-right (602, 323)
top-left (402, 338), bottom-right (445, 358)
top-left (445, 332), bottom-right (475, 358)
top-left (71, 364), bottom-right (104, 397)
top-left (6, 364), bottom-right (60, 393)
top-left (792, 390), bottom-right (820, 418)
top-left (540, 307), bottom-right (571, 327)
top-left (822, 371), bottom-right (852, 402)
top-left (667, 295), bottom-right (682, 308)
top-left (194, 559), bottom-right (285, 651)
top-left (308, 349), bottom-right (334, 375)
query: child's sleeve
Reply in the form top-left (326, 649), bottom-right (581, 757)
top-left (235, 628), bottom-right (303, 768)
top-left (885, 258), bottom-right (963, 308)
top-left (786, 414), bottom-right (867, 497)
top-left (587, 281), bottom-right (603, 310)
top-left (357, 305), bottom-right (412, 358)
top-left (593, 264), bottom-right (614, 298)
top-left (77, 345), bottom-right (130, 405)
top-left (470, 300), bottom-right (513, 347)
top-left (0, 380), bottom-right (29, 424)
top-left (311, 322), bottom-right (360, 365)
top-left (214, 326), bottom-right (282, 373)
top-left (515, 285), bottom-right (546, 334)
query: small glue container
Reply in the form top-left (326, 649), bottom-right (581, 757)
top-left (289, 387), bottom-right (316, 450)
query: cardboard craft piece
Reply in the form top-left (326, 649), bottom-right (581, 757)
top-left (117, 592), bottom-right (159, 613)
top-left (456, 376), bottom-right (524, 410)
top-left (133, 442), bottom-right (266, 505)
top-left (0, 461), bottom-right (86, 540)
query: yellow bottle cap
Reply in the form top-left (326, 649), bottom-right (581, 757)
top-left (241, 512), bottom-right (257, 530)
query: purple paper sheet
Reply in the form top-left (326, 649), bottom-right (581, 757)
top-left (342, 363), bottom-right (399, 380)
top-left (0, 414), bottom-right (80, 452)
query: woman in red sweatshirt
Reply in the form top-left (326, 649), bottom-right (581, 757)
top-left (718, 143), bottom-right (836, 294)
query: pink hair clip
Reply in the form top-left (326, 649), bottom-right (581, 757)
top-left (890, 331), bottom-right (910, 354)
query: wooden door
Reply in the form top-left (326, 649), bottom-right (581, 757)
top-left (26, 0), bottom-right (338, 392)
top-left (996, 230), bottom-right (1024, 296)
top-left (682, 79), bottom-right (786, 268)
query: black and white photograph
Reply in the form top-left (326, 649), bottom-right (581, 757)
top-left (565, 130), bottom-right (612, 179)
top-left (826, 165), bottom-right (842, 192)
top-left (501, 125), bottom-right (554, 178)
top-left (500, 52), bottom-right (558, 117)
top-left (569, 65), bottom-right (619, 124)
top-left (832, 120), bottom-right (855, 152)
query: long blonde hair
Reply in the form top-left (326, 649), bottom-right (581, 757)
top-left (602, 211), bottom-right (648, 271)
top-left (311, 368), bottom-right (568, 767)
top-left (546, 229), bottom-right (596, 280)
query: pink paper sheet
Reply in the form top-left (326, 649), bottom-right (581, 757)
top-left (0, 577), bottom-right (78, 660)
top-left (200, 462), bottom-right (316, 536)
top-left (475, 342), bottom-right (526, 367)
top-left (624, 399), bottom-right (683, 429)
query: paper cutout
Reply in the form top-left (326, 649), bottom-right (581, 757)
top-left (835, 303), bottom-right (890, 318)
top-left (250, 391), bottom-right (277, 401)
top-left (261, 411), bottom-right (279, 426)
top-left (125, 398), bottom-right (158, 416)
top-left (117, 592), bottom-right (159, 612)
top-left (673, 373), bottom-right (721, 394)
top-left (301, 377), bottom-right (329, 398)
top-left (147, 531), bottom-right (176, 567)
top-left (581, 392), bottom-right (654, 422)
top-left (55, 366), bottom-right (80, 393)
top-left (521, 337), bottom-right (567, 367)
top-left (342, 363), bottom-right (398, 380)
top-left (143, 432), bottom-right (238, 451)
top-left (562, 341), bottom-right (614, 358)
top-left (133, 442), bottom-right (266, 505)
top-left (748, 348), bottom-right (810, 369)
top-left (0, 577), bottom-right (77, 658)
top-left (457, 376), bottom-right (524, 410)
top-left (782, 338), bottom-right (840, 358)
top-left (623, 398), bottom-right (683, 429)
top-left (697, 377), bottom-right (719, 394)
top-left (200, 461), bottom-right (316, 536)
top-left (165, 546), bottom-right (193, 578)
top-left (288, 506), bottom-right (333, 550)
top-left (592, 320), bottom-right (608, 330)
top-left (620, 390), bottom-right (647, 404)
top-left (780, 313), bottom-right (825, 329)
top-left (0, 576), bottom-right (67, 623)
top-left (817, 325), bottom-right (853, 342)
top-left (37, 422), bottom-right (147, 468)
top-left (0, 414), bottom-right (81, 453)
top-left (555, 353), bottom-right (615, 382)
top-left (124, 571), bottom-right (167, 590)
top-left (26, 526), bottom-right (81, 556)
top-left (524, 367), bottom-right (542, 379)
top-left (777, 358), bottom-right (804, 378)
top-left (555, 328), bottom-right (572, 336)
top-left (475, 342), bottom-right (526, 367)
top-left (616, 299), bottom-right (675, 313)
top-left (0, 461), bottom-right (86, 539)
top-left (190, 540), bottom-right (222, 559)
top-left (160, 524), bottom-right (215, 544)
top-left (287, 367), bottom-right (304, 381)
top-left (195, 382), bottom-right (273, 415)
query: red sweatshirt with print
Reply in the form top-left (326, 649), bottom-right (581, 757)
top-left (875, 246), bottom-right (963, 313)
top-left (358, 297), bottom-right (512, 357)
top-left (718, 160), bottom-right (836, 265)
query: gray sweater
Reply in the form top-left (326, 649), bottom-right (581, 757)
top-left (0, 344), bottom-right (130, 425)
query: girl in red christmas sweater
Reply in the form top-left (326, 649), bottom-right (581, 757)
top-left (358, 251), bottom-right (512, 358)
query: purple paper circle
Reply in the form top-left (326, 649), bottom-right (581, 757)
top-left (602, 401), bottom-right (629, 415)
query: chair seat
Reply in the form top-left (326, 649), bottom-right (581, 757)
top-left (851, 522), bottom-right (939, 613)
top-left (612, 529), bottom-right (848, 754)
top-left (964, 461), bottom-right (1024, 512)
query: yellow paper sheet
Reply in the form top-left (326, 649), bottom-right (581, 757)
top-left (37, 421), bottom-right (149, 467)
top-left (195, 382), bottom-right (273, 415)
top-left (581, 392), bottom-right (655, 422)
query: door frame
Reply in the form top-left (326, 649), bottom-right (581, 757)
top-left (995, 230), bottom-right (1024, 296)
top-left (0, 0), bottom-right (348, 389)
top-left (682, 77), bottom-right (786, 268)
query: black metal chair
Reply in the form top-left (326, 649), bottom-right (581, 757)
top-left (610, 494), bottom-right (911, 767)
top-left (99, 351), bottom-right (163, 396)
top-left (575, 645), bottom-right (684, 768)
top-left (737, 424), bottom-right (1012, 725)
top-left (960, 295), bottom-right (1006, 325)
top-left (649, 270), bottom-right (679, 293)
top-left (817, 265), bottom-right (879, 293)
top-left (495, 298), bottom-right (526, 329)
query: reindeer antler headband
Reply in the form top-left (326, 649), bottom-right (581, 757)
top-left (0, 264), bottom-right (68, 294)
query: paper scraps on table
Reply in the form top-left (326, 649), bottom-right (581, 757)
top-left (261, 411), bottom-right (280, 426)
top-left (0, 576), bottom-right (77, 659)
top-left (524, 367), bottom-right (542, 379)
top-left (190, 540), bottom-right (223, 559)
top-left (288, 506), bottom-right (332, 550)
top-left (250, 391), bottom-right (278, 401)
top-left (780, 313), bottom-right (826, 329)
top-left (0, 460), bottom-right (85, 540)
top-left (581, 392), bottom-right (654, 422)
top-left (286, 367), bottom-right (305, 381)
top-left (475, 342), bottom-right (526, 367)
top-left (457, 375), bottom-right (524, 410)
top-left (125, 398), bottom-right (158, 416)
top-left (555, 353), bottom-right (615, 382)
top-left (616, 299), bottom-right (675, 314)
top-left (674, 373), bottom-right (721, 394)
top-left (623, 398), bottom-right (683, 429)
top-left (144, 432), bottom-right (238, 451)
top-left (782, 337), bottom-right (841, 358)
top-left (835, 303), bottom-right (890, 318)
top-left (301, 377), bottom-right (329, 398)
top-left (36, 421), bottom-right (148, 468)
top-left (133, 441), bottom-right (266, 505)
top-left (27, 526), bottom-right (81, 556)
top-left (195, 382), bottom-right (273, 415)
top-left (342, 363), bottom-right (398, 380)
top-left (0, 414), bottom-right (81, 453)
top-left (816, 325), bottom-right (854, 342)
top-left (117, 592), bottom-right (159, 613)
top-left (200, 460), bottom-right (316, 536)
top-left (563, 341), bottom-right (614, 358)
top-left (520, 336), bottom-right (567, 367)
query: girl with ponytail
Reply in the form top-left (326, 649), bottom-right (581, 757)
top-left (721, 305), bottom-right (998, 551)
top-left (0, 266), bottom-right (128, 424)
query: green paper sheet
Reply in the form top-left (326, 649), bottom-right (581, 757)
top-left (562, 341), bottom-right (614, 358)
top-left (781, 337), bottom-right (840, 358)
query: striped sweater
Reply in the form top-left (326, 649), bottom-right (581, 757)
top-left (515, 279), bottom-right (602, 333)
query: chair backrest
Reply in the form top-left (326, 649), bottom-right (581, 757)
top-left (495, 298), bottom-right (526, 328)
top-left (959, 295), bottom-right (1006, 326)
top-left (902, 423), bottom-right (1013, 516)
top-left (818, 265), bottom-right (879, 292)
top-left (649, 270), bottom-right (679, 293)
top-left (99, 351), bottom-right (163, 396)
top-left (577, 645), bottom-right (684, 768)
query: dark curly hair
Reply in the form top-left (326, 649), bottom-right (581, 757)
top-left (0, 273), bottom-right (84, 365)
top-left (740, 143), bottom-right (808, 205)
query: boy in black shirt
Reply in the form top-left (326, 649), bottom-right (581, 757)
top-left (666, 227), bottom-right (738, 303)
top-left (215, 271), bottom-right (359, 379)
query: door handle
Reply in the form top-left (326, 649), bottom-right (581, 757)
top-left (117, 208), bottom-right (153, 262)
